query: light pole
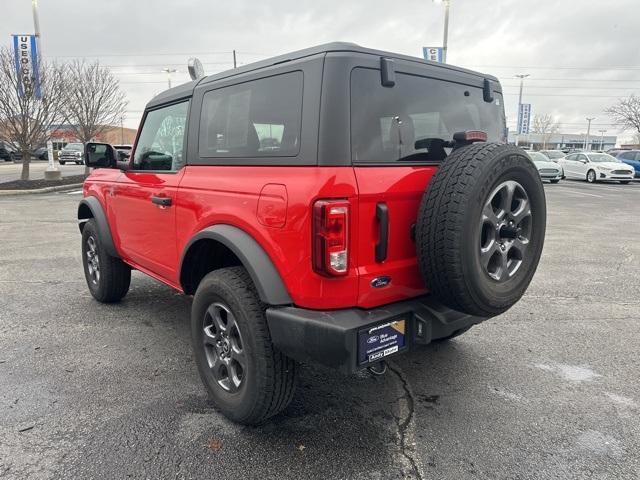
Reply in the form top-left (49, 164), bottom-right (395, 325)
top-left (598, 129), bottom-right (607, 151)
top-left (514, 74), bottom-right (530, 146)
top-left (33, 0), bottom-right (62, 179)
top-left (162, 68), bottom-right (177, 89)
top-left (584, 117), bottom-right (595, 150)
top-left (433, 0), bottom-right (450, 63)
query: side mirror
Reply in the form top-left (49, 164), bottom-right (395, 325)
top-left (85, 143), bottom-right (116, 168)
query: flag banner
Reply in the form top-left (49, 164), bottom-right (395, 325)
top-left (517, 103), bottom-right (531, 135)
top-left (12, 34), bottom-right (42, 100)
top-left (422, 47), bottom-right (444, 63)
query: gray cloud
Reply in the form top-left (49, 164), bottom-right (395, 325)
top-left (2, 0), bottom-right (638, 141)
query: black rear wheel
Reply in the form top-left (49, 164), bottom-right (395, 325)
top-left (191, 267), bottom-right (296, 425)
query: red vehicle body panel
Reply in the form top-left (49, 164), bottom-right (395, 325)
top-left (83, 163), bottom-right (436, 311)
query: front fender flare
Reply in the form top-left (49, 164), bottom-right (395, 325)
top-left (77, 197), bottom-right (118, 258)
top-left (180, 225), bottom-right (292, 306)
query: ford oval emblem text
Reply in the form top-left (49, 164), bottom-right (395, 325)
top-left (371, 276), bottom-right (391, 288)
top-left (367, 335), bottom-right (380, 344)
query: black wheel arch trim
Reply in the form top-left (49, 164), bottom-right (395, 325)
top-left (77, 196), bottom-right (118, 258)
top-left (180, 224), bottom-right (292, 306)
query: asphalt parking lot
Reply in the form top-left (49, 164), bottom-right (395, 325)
top-left (1, 180), bottom-right (639, 480)
top-left (0, 162), bottom-right (86, 184)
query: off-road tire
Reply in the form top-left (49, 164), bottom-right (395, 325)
top-left (416, 143), bottom-right (546, 317)
top-left (191, 267), bottom-right (297, 425)
top-left (81, 219), bottom-right (131, 303)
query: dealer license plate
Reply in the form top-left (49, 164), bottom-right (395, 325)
top-left (358, 319), bottom-right (407, 365)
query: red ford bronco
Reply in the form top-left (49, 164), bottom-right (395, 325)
top-left (79, 43), bottom-right (546, 425)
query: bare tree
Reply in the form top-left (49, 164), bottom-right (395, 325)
top-left (605, 94), bottom-right (640, 135)
top-left (531, 114), bottom-right (560, 149)
top-left (0, 47), bottom-right (68, 180)
top-left (62, 60), bottom-right (127, 174)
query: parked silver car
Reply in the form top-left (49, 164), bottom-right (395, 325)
top-left (58, 143), bottom-right (84, 165)
top-left (527, 151), bottom-right (563, 183)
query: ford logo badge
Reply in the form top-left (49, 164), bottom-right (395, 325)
top-left (367, 335), bottom-right (380, 344)
top-left (371, 276), bottom-right (391, 288)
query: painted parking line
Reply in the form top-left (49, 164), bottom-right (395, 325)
top-left (547, 186), bottom-right (603, 198)
top-left (65, 190), bottom-right (83, 195)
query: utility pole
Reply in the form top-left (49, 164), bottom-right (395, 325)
top-left (433, 0), bottom-right (450, 63)
top-left (598, 129), bottom-right (607, 151)
top-left (162, 68), bottom-right (177, 89)
top-left (514, 74), bottom-right (530, 146)
top-left (584, 117), bottom-right (595, 150)
top-left (233, 50), bottom-right (237, 68)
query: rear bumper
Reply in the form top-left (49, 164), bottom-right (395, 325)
top-left (266, 296), bottom-right (487, 374)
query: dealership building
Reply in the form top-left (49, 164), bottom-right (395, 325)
top-left (507, 132), bottom-right (618, 151)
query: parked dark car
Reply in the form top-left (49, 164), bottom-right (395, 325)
top-left (0, 142), bottom-right (14, 162)
top-left (614, 150), bottom-right (640, 178)
top-left (32, 146), bottom-right (48, 160)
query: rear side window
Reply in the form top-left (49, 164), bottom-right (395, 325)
top-left (350, 68), bottom-right (505, 164)
top-left (199, 71), bottom-right (303, 158)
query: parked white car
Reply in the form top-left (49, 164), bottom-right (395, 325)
top-left (527, 151), bottom-right (563, 183)
top-left (558, 152), bottom-right (635, 184)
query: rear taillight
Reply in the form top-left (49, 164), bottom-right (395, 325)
top-left (312, 199), bottom-right (349, 276)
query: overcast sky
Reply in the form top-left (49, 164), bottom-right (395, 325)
top-left (2, 0), bottom-right (639, 142)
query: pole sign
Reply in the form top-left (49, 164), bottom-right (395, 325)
top-left (517, 103), bottom-right (531, 135)
top-left (422, 47), bottom-right (444, 63)
top-left (12, 34), bottom-right (42, 100)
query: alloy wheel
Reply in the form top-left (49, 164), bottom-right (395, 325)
top-left (85, 236), bottom-right (100, 285)
top-left (202, 302), bottom-right (246, 393)
top-left (480, 180), bottom-right (533, 282)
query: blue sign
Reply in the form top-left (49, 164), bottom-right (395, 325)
top-left (423, 47), bottom-right (444, 63)
top-left (12, 34), bottom-right (42, 100)
top-left (517, 103), bottom-right (531, 135)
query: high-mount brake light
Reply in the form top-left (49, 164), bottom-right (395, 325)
top-left (312, 200), bottom-right (349, 276)
top-left (453, 130), bottom-right (488, 143)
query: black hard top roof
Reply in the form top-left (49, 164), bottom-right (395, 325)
top-left (147, 42), bottom-right (499, 108)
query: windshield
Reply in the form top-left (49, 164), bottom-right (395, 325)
top-left (542, 151), bottom-right (564, 159)
top-left (528, 152), bottom-right (549, 163)
top-left (588, 153), bottom-right (619, 163)
top-left (64, 143), bottom-right (83, 151)
top-left (351, 68), bottom-right (506, 163)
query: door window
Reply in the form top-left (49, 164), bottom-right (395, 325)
top-left (132, 101), bottom-right (189, 171)
top-left (198, 71), bottom-right (303, 158)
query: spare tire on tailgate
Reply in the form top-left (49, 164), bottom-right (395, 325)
top-left (416, 143), bottom-right (546, 317)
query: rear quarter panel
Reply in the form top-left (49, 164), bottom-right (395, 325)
top-left (175, 165), bottom-right (360, 309)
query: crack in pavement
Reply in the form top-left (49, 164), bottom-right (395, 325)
top-left (388, 361), bottom-right (423, 480)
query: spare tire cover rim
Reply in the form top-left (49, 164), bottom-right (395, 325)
top-left (480, 180), bottom-right (532, 282)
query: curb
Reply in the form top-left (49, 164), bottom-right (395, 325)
top-left (0, 183), bottom-right (83, 196)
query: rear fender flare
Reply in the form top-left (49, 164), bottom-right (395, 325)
top-left (180, 225), bottom-right (292, 306)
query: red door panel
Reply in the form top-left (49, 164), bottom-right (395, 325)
top-left (110, 170), bottom-right (185, 284)
top-left (353, 166), bottom-right (437, 308)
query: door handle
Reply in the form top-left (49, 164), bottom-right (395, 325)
top-left (151, 196), bottom-right (172, 207)
top-left (375, 202), bottom-right (388, 263)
